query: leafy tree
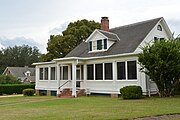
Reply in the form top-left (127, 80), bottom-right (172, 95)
top-left (43, 19), bottom-right (100, 61)
top-left (0, 75), bottom-right (20, 84)
top-left (0, 45), bottom-right (41, 74)
top-left (138, 39), bottom-right (180, 97)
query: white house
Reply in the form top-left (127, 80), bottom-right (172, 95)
top-left (33, 17), bottom-right (172, 97)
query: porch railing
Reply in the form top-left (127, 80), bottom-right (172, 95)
top-left (58, 80), bottom-right (71, 89)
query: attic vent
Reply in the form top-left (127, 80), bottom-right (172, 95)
top-left (157, 25), bottom-right (162, 31)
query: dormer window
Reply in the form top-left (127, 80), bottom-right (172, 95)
top-left (157, 25), bottom-right (162, 31)
top-left (89, 38), bottom-right (108, 52)
top-left (97, 40), bottom-right (102, 50)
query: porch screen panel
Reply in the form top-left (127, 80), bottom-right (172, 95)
top-left (63, 66), bottom-right (68, 80)
top-left (105, 63), bottom-right (113, 80)
top-left (81, 65), bottom-right (84, 80)
top-left (87, 64), bottom-right (94, 80)
top-left (127, 61), bottom-right (137, 79)
top-left (39, 68), bottom-right (43, 80)
top-left (50, 67), bottom-right (56, 80)
top-left (117, 62), bottom-right (126, 80)
top-left (44, 67), bottom-right (48, 80)
top-left (95, 64), bottom-right (103, 80)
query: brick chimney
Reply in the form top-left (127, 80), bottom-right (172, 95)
top-left (101, 17), bottom-right (109, 31)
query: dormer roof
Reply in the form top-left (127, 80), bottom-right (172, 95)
top-left (98, 30), bottom-right (120, 41)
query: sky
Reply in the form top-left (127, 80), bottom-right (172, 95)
top-left (0, 0), bottom-right (180, 53)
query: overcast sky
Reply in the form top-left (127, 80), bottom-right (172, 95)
top-left (0, 0), bottom-right (180, 53)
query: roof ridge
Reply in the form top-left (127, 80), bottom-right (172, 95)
top-left (110, 17), bottom-right (162, 31)
top-left (98, 29), bottom-right (118, 36)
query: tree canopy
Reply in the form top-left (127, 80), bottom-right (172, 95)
top-left (42, 19), bottom-right (100, 61)
top-left (0, 45), bottom-right (41, 74)
top-left (138, 38), bottom-right (180, 97)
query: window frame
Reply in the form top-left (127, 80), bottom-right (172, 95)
top-left (117, 62), bottom-right (126, 80)
top-left (95, 63), bottom-right (103, 80)
top-left (104, 63), bottom-right (113, 80)
top-left (97, 40), bottom-right (102, 50)
top-left (127, 61), bottom-right (137, 80)
top-left (87, 64), bottom-right (94, 80)
top-left (50, 67), bottom-right (56, 80)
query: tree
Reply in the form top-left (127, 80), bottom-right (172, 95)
top-left (43, 19), bottom-right (100, 61)
top-left (138, 39), bottom-right (180, 97)
top-left (0, 45), bottom-right (41, 74)
top-left (0, 75), bottom-right (20, 84)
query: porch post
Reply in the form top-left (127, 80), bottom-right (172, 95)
top-left (56, 64), bottom-right (60, 96)
top-left (72, 62), bottom-right (77, 97)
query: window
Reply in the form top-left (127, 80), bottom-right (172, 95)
top-left (95, 64), bottom-right (103, 80)
top-left (105, 63), bottom-right (113, 80)
top-left (39, 68), bottom-right (43, 80)
top-left (154, 37), bottom-right (164, 41)
top-left (104, 39), bottom-right (107, 49)
top-left (157, 25), bottom-right (162, 31)
top-left (44, 67), bottom-right (48, 80)
top-left (63, 66), bottom-right (68, 80)
top-left (154, 37), bottom-right (158, 41)
top-left (87, 64), bottom-right (94, 80)
top-left (51, 67), bottom-right (56, 80)
top-left (97, 40), bottom-right (102, 50)
top-left (127, 61), bottom-right (137, 79)
top-left (117, 62), bottom-right (126, 80)
top-left (89, 41), bottom-right (92, 51)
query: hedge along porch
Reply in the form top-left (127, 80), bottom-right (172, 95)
top-left (33, 17), bottom-right (172, 97)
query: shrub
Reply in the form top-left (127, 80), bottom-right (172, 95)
top-left (174, 81), bottom-right (180, 95)
top-left (23, 88), bottom-right (35, 96)
top-left (120, 86), bottom-right (142, 99)
top-left (0, 84), bottom-right (35, 95)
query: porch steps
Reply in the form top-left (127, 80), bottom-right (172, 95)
top-left (59, 88), bottom-right (86, 98)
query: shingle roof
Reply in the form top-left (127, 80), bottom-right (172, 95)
top-left (65, 17), bottom-right (162, 58)
top-left (5, 67), bottom-right (35, 77)
top-left (98, 30), bottom-right (119, 41)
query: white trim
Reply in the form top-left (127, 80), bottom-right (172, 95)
top-left (32, 61), bottom-right (55, 65)
top-left (85, 29), bottom-right (108, 42)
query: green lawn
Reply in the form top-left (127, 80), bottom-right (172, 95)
top-left (0, 96), bottom-right (180, 120)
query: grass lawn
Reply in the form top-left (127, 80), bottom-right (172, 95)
top-left (0, 96), bottom-right (180, 120)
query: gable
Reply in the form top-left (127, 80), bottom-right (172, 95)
top-left (134, 18), bottom-right (172, 53)
top-left (86, 30), bottom-right (107, 42)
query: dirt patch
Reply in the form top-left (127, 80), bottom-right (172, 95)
top-left (131, 114), bottom-right (180, 120)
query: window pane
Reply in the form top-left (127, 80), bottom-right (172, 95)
top-left (44, 67), bottom-right (48, 80)
top-left (63, 66), bottom-right (68, 80)
top-left (104, 39), bottom-right (107, 49)
top-left (117, 62), bottom-right (126, 80)
top-left (95, 64), bottom-right (103, 80)
top-left (51, 67), bottom-right (56, 80)
top-left (87, 64), bottom-right (94, 80)
top-left (105, 63), bottom-right (113, 80)
top-left (39, 68), bottom-right (43, 80)
top-left (127, 61), bottom-right (137, 79)
top-left (97, 40), bottom-right (102, 50)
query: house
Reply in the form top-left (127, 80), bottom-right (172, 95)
top-left (33, 17), bottom-right (172, 97)
top-left (3, 66), bottom-right (35, 84)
